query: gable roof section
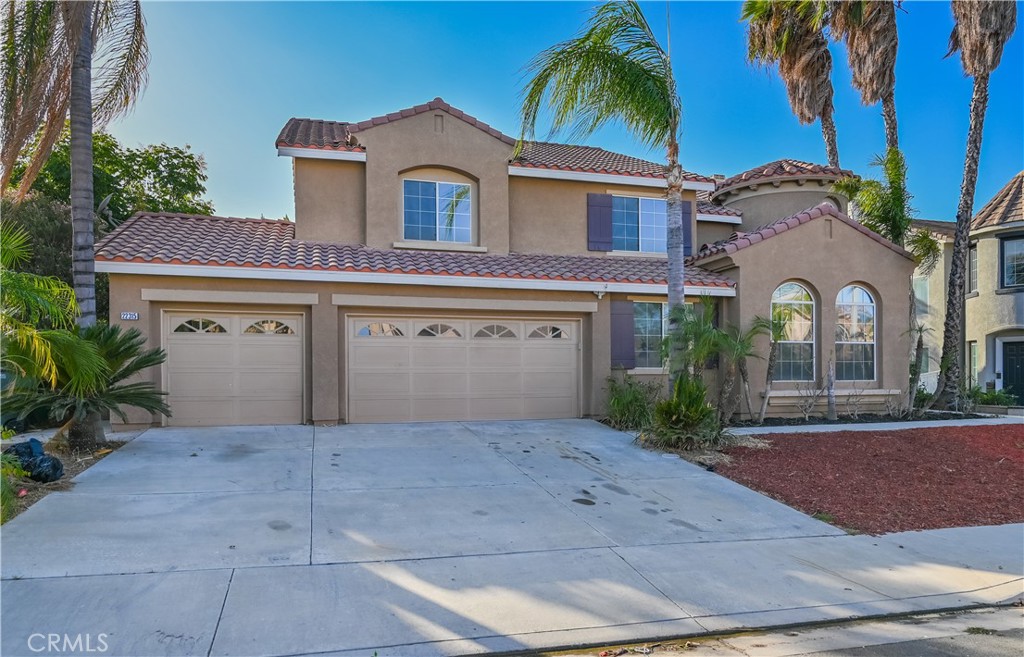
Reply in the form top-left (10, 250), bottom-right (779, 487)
top-left (972, 171), bottom-right (1023, 231)
top-left (690, 203), bottom-right (914, 264)
top-left (711, 159), bottom-right (854, 199)
top-left (96, 212), bottom-right (733, 291)
top-left (912, 218), bottom-right (956, 239)
top-left (277, 98), bottom-right (516, 152)
top-left (696, 190), bottom-right (742, 218)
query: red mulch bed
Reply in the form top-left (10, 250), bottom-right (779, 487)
top-left (718, 424), bottom-right (1024, 534)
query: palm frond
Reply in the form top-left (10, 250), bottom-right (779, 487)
top-left (948, 0), bottom-right (1017, 77)
top-left (92, 0), bottom-right (148, 126)
top-left (518, 0), bottom-right (679, 158)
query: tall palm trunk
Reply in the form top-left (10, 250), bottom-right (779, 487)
top-left (936, 73), bottom-right (989, 407)
top-left (882, 92), bottom-right (899, 151)
top-left (70, 2), bottom-right (96, 327)
top-left (757, 340), bottom-right (780, 423)
top-left (738, 358), bottom-right (755, 421)
top-left (666, 145), bottom-right (686, 385)
top-left (820, 109), bottom-right (840, 168)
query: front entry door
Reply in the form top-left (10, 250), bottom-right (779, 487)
top-left (1003, 341), bottom-right (1024, 405)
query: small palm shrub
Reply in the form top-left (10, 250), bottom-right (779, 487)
top-left (969, 387), bottom-right (1018, 407)
top-left (641, 375), bottom-right (727, 451)
top-left (605, 373), bottom-right (661, 430)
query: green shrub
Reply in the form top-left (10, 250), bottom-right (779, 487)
top-left (913, 385), bottom-right (933, 409)
top-left (1, 453), bottom-right (26, 522)
top-left (605, 373), bottom-right (660, 430)
top-left (969, 387), bottom-right (1018, 407)
top-left (641, 375), bottom-right (727, 451)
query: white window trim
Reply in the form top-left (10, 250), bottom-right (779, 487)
top-left (772, 284), bottom-right (816, 383)
top-left (967, 243), bottom-right (978, 293)
top-left (612, 194), bottom-right (667, 254)
top-left (913, 275), bottom-right (930, 316)
top-left (835, 286), bottom-right (877, 382)
top-left (402, 178), bottom-right (473, 245)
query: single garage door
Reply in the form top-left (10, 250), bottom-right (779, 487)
top-left (164, 312), bottom-right (303, 426)
top-left (348, 317), bottom-right (579, 423)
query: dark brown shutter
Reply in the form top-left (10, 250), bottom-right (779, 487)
top-left (682, 200), bottom-right (694, 256)
top-left (610, 300), bottom-right (636, 369)
top-left (587, 193), bottom-right (613, 251)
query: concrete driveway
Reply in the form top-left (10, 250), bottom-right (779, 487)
top-left (2, 420), bottom-right (1021, 657)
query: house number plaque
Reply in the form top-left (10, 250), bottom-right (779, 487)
top-left (120, 311), bottom-right (140, 321)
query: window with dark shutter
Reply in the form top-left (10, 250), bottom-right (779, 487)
top-left (610, 300), bottom-right (636, 369)
top-left (587, 193), bottom-right (613, 251)
top-left (682, 200), bottom-right (693, 256)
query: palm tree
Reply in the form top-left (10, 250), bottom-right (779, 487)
top-left (826, 1), bottom-right (901, 150)
top-left (717, 321), bottom-right (767, 424)
top-left (6, 324), bottom-right (169, 452)
top-left (517, 0), bottom-right (688, 379)
top-left (935, 0), bottom-right (1017, 407)
top-left (0, 221), bottom-right (104, 394)
top-left (834, 148), bottom-right (940, 410)
top-left (756, 313), bottom-right (789, 424)
top-left (742, 0), bottom-right (840, 167)
top-left (665, 300), bottom-right (720, 381)
top-left (2, 1), bottom-right (148, 326)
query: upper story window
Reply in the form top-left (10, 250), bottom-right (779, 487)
top-left (612, 196), bottom-right (666, 253)
top-left (403, 180), bottom-right (471, 243)
top-left (835, 285), bottom-right (876, 381)
top-left (772, 282), bottom-right (815, 381)
top-left (968, 243), bottom-right (978, 293)
top-left (1001, 236), bottom-right (1024, 288)
top-left (913, 275), bottom-right (929, 316)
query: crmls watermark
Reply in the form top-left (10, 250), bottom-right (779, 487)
top-left (27, 634), bottom-right (109, 653)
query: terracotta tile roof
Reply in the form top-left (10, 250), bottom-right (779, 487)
top-left (691, 203), bottom-right (914, 263)
top-left (277, 98), bottom-right (712, 183)
top-left (911, 219), bottom-right (956, 238)
top-left (696, 190), bottom-right (742, 217)
top-left (511, 142), bottom-right (712, 184)
top-left (96, 213), bottom-right (734, 289)
top-left (712, 159), bottom-right (854, 198)
top-left (277, 98), bottom-right (515, 151)
top-left (972, 171), bottom-right (1023, 231)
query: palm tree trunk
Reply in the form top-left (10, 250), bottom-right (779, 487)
top-left (826, 359), bottom-right (837, 421)
top-left (908, 329), bottom-right (924, 414)
top-left (738, 358), bottom-right (754, 421)
top-left (882, 91), bottom-right (899, 151)
top-left (665, 154), bottom-right (686, 385)
top-left (757, 342), bottom-right (779, 423)
top-left (67, 411), bottom-right (107, 453)
top-left (820, 109), bottom-right (840, 168)
top-left (70, 2), bottom-right (96, 327)
top-left (936, 73), bottom-right (989, 408)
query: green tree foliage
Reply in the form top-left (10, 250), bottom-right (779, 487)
top-left (11, 127), bottom-right (214, 226)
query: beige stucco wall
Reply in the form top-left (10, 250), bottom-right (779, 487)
top-left (293, 159), bottom-right (366, 243)
top-left (509, 177), bottom-right (698, 256)
top-left (352, 110), bottom-right (514, 252)
top-left (694, 221), bottom-right (737, 249)
top-left (108, 273), bottom-right (610, 427)
top-left (914, 240), bottom-right (951, 389)
top-left (714, 181), bottom-right (848, 232)
top-left (965, 225), bottom-right (1024, 389)
top-left (704, 215), bottom-right (916, 416)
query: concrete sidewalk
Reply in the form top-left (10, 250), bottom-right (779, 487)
top-left (1, 421), bottom-right (1021, 657)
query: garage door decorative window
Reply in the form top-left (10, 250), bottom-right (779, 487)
top-left (528, 325), bottom-right (569, 339)
top-left (474, 324), bottom-right (516, 339)
top-left (417, 323), bottom-right (462, 337)
top-left (173, 318), bottom-right (227, 333)
top-left (357, 322), bottom-right (404, 337)
top-left (244, 319), bottom-right (295, 335)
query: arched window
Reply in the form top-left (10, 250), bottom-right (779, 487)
top-left (357, 322), bottom-right (404, 337)
top-left (244, 320), bottom-right (295, 335)
top-left (771, 283), bottom-right (815, 381)
top-left (528, 325), bottom-right (569, 339)
top-left (835, 285), bottom-right (876, 380)
top-left (173, 318), bottom-right (227, 334)
top-left (474, 324), bottom-right (516, 339)
top-left (417, 323), bottom-right (462, 337)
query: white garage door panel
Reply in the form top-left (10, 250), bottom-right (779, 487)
top-left (165, 313), bottom-right (303, 427)
top-left (348, 317), bottom-right (579, 423)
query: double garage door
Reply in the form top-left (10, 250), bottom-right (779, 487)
top-left (349, 317), bottom-right (580, 423)
top-left (164, 312), bottom-right (579, 426)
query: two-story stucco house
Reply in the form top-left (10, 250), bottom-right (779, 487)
top-left (913, 171), bottom-right (1024, 403)
top-left (96, 99), bottom-right (916, 427)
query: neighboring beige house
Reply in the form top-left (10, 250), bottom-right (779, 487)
top-left (912, 172), bottom-right (1024, 403)
top-left (96, 98), bottom-right (915, 427)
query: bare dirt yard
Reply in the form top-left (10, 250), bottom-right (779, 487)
top-left (717, 424), bottom-right (1024, 534)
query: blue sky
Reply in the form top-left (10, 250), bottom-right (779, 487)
top-left (110, 1), bottom-right (1023, 222)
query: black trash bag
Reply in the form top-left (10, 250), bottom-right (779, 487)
top-left (2, 438), bottom-right (44, 466)
top-left (25, 454), bottom-right (64, 483)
